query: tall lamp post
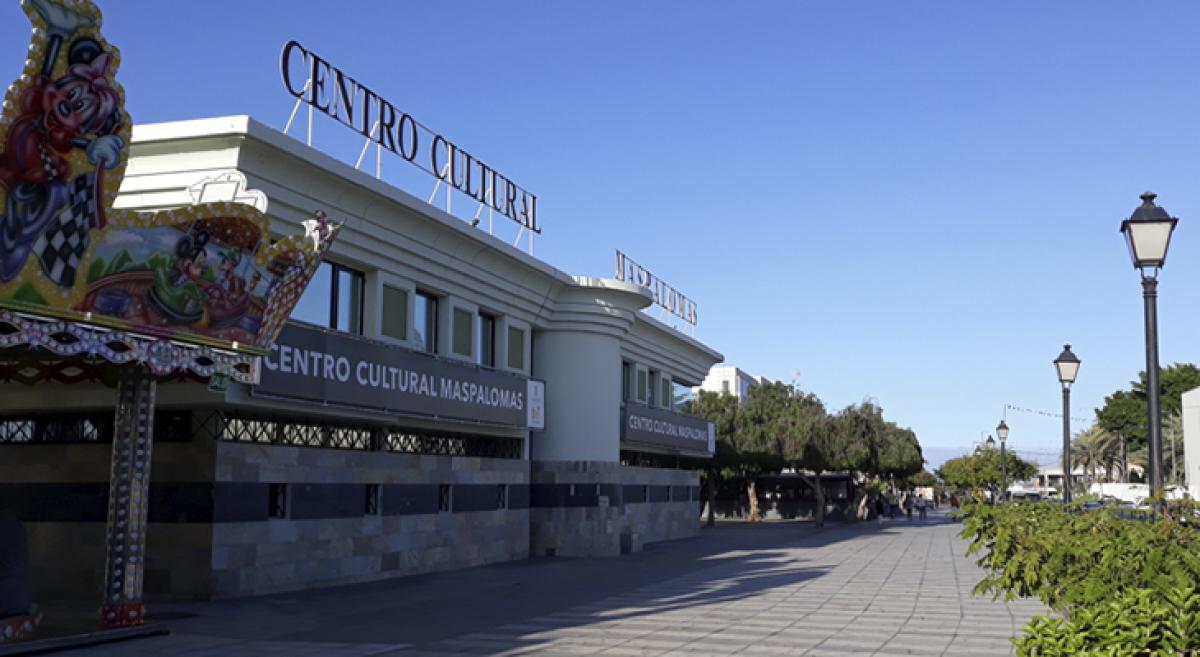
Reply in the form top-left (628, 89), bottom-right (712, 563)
top-left (1120, 192), bottom-right (1178, 501)
top-left (1054, 345), bottom-right (1080, 502)
top-left (984, 434), bottom-right (996, 502)
top-left (996, 420), bottom-right (1009, 502)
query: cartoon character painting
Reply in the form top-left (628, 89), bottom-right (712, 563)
top-left (0, 0), bottom-right (122, 287)
top-left (0, 0), bottom-right (339, 357)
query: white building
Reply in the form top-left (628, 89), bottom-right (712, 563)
top-left (1183, 386), bottom-right (1200, 499)
top-left (0, 116), bottom-right (723, 601)
top-left (694, 365), bottom-right (767, 401)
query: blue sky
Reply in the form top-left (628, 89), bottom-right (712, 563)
top-left (5, 1), bottom-right (1200, 468)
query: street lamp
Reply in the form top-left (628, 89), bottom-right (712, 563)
top-left (984, 434), bottom-right (996, 503)
top-left (1120, 191), bottom-right (1178, 502)
top-left (1054, 344), bottom-right (1080, 502)
top-left (997, 420), bottom-right (1009, 502)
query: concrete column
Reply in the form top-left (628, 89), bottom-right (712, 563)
top-left (532, 330), bottom-right (621, 463)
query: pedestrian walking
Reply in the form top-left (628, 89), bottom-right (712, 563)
top-left (904, 495), bottom-right (913, 521)
top-left (917, 495), bottom-right (928, 521)
top-left (875, 496), bottom-right (885, 526)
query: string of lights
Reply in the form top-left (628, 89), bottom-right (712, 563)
top-left (1004, 403), bottom-right (1089, 423)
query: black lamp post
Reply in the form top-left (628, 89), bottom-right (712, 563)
top-left (1120, 192), bottom-right (1178, 502)
top-left (985, 434), bottom-right (996, 503)
top-left (1054, 345), bottom-right (1080, 502)
top-left (997, 420), bottom-right (1009, 502)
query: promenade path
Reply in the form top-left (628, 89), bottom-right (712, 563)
top-left (55, 509), bottom-right (1044, 656)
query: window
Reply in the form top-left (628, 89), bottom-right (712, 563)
top-left (648, 370), bottom-right (659, 406)
top-left (660, 377), bottom-right (671, 410)
top-left (268, 483), bottom-right (288, 519)
top-left (672, 381), bottom-right (692, 413)
top-left (414, 291), bottom-right (438, 353)
top-left (381, 286), bottom-right (408, 341)
top-left (507, 326), bottom-right (525, 370)
top-left (721, 380), bottom-right (730, 395)
top-left (291, 261), bottom-right (363, 333)
top-left (365, 484), bottom-right (380, 515)
top-left (451, 307), bottom-right (473, 357)
top-left (621, 361), bottom-right (631, 400)
top-left (637, 368), bottom-right (648, 403)
top-left (478, 313), bottom-right (496, 367)
top-left (438, 484), bottom-right (452, 512)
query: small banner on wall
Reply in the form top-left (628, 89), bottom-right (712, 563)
top-left (527, 379), bottom-right (545, 430)
top-left (621, 402), bottom-right (715, 456)
top-left (255, 322), bottom-right (544, 429)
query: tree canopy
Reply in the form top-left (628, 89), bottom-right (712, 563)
top-left (937, 448), bottom-right (1037, 493)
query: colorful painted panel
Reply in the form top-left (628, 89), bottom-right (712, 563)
top-left (0, 0), bottom-right (336, 356)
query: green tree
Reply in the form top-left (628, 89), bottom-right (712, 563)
top-left (689, 390), bottom-right (741, 526)
top-left (731, 383), bottom-right (788, 521)
top-left (776, 387), bottom-right (833, 526)
top-left (937, 448), bottom-right (1036, 496)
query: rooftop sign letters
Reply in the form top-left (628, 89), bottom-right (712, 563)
top-left (280, 41), bottom-right (541, 234)
top-left (614, 250), bottom-right (698, 327)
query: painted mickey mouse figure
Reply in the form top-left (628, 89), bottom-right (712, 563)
top-left (0, 0), bottom-right (123, 283)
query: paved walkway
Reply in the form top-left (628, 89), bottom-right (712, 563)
top-left (55, 510), bottom-right (1044, 656)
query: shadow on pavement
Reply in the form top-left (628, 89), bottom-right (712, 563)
top-left (56, 516), bottom-right (956, 655)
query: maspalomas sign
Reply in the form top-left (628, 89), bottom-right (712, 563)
top-left (255, 322), bottom-right (543, 429)
top-left (621, 403), bottom-right (715, 455)
top-left (280, 41), bottom-right (540, 235)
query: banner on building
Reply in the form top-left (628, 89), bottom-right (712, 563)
top-left (621, 402), bottom-right (714, 456)
top-left (255, 322), bottom-right (541, 429)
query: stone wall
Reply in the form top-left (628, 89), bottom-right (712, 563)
top-left (207, 441), bottom-right (530, 598)
top-left (0, 415), bottom-right (219, 601)
top-left (529, 462), bottom-right (699, 558)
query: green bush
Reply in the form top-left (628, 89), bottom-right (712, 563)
top-left (959, 501), bottom-right (1200, 654)
top-left (1017, 587), bottom-right (1200, 656)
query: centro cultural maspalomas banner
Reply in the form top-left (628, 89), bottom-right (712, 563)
top-left (255, 322), bottom-right (546, 430)
top-left (0, 0), bottom-right (335, 358)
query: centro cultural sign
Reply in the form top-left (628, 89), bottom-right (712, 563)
top-left (621, 403), bottom-right (715, 455)
top-left (255, 323), bottom-right (544, 429)
top-left (279, 41), bottom-right (540, 235)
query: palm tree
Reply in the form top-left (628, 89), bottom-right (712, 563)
top-left (1071, 425), bottom-right (1118, 490)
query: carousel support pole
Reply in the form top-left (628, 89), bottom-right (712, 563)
top-left (99, 365), bottom-right (156, 627)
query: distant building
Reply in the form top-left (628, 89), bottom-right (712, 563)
top-left (693, 365), bottom-right (767, 402)
top-left (1183, 386), bottom-right (1200, 498)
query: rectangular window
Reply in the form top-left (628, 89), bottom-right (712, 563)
top-left (478, 313), bottom-right (496, 367)
top-left (290, 261), bottom-right (363, 334)
top-left (660, 378), bottom-right (671, 409)
top-left (438, 484), bottom-right (452, 513)
top-left (507, 326), bottom-right (525, 370)
top-left (721, 380), bottom-right (730, 394)
top-left (637, 369), bottom-right (648, 403)
top-left (672, 381), bottom-right (692, 412)
top-left (365, 484), bottom-right (380, 515)
top-left (648, 371), bottom-right (659, 406)
top-left (414, 292), bottom-right (438, 354)
top-left (381, 286), bottom-right (408, 341)
top-left (621, 361), bottom-right (631, 401)
top-left (268, 483), bottom-right (288, 519)
top-left (452, 307), bottom-right (473, 357)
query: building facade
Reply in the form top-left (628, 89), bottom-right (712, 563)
top-left (693, 365), bottom-right (766, 401)
top-left (0, 116), bottom-right (722, 601)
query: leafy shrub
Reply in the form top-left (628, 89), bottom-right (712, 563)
top-left (1016, 587), bottom-right (1200, 656)
top-left (959, 501), bottom-right (1200, 654)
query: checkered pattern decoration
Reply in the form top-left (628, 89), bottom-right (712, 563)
top-left (33, 173), bottom-right (100, 288)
